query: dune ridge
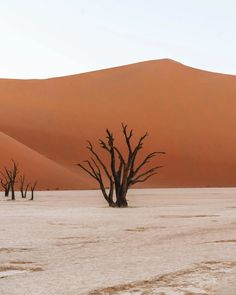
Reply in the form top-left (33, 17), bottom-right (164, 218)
top-left (1, 59), bottom-right (236, 189)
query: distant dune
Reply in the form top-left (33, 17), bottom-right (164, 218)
top-left (1, 59), bottom-right (236, 189)
top-left (0, 132), bottom-right (90, 189)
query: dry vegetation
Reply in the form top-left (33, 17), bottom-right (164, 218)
top-left (79, 124), bottom-right (165, 207)
top-left (0, 160), bottom-right (37, 201)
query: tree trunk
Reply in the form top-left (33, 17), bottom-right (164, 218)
top-left (11, 186), bottom-right (15, 200)
top-left (116, 190), bottom-right (128, 207)
top-left (30, 191), bottom-right (34, 201)
top-left (5, 186), bottom-right (10, 197)
top-left (108, 200), bottom-right (117, 207)
top-left (101, 190), bottom-right (116, 207)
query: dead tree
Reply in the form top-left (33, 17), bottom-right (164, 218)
top-left (19, 175), bottom-right (29, 198)
top-left (5, 160), bottom-right (19, 200)
top-left (0, 174), bottom-right (11, 197)
top-left (78, 124), bottom-right (165, 207)
top-left (30, 181), bottom-right (37, 201)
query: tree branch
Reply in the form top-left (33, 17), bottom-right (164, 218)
top-left (122, 123), bottom-right (133, 153)
top-left (134, 152), bottom-right (165, 176)
top-left (131, 166), bottom-right (163, 185)
top-left (131, 172), bottom-right (157, 184)
top-left (77, 163), bottom-right (98, 180)
top-left (87, 141), bottom-right (112, 180)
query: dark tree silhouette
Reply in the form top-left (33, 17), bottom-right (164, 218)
top-left (30, 181), bottom-right (37, 201)
top-left (19, 175), bottom-right (29, 198)
top-left (78, 124), bottom-right (165, 207)
top-left (0, 173), bottom-right (11, 197)
top-left (4, 160), bottom-right (19, 200)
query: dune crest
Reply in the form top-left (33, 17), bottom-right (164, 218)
top-left (0, 59), bottom-right (236, 189)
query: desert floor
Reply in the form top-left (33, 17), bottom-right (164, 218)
top-left (0, 188), bottom-right (235, 295)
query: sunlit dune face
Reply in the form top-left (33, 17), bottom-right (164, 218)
top-left (0, 59), bottom-right (236, 189)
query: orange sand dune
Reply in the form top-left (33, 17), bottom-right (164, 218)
top-left (0, 58), bottom-right (236, 189)
top-left (0, 132), bottom-right (90, 189)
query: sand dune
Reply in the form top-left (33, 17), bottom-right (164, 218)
top-left (1, 59), bottom-right (236, 189)
top-left (0, 132), bottom-right (90, 189)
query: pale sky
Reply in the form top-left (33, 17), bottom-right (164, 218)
top-left (1, 0), bottom-right (236, 78)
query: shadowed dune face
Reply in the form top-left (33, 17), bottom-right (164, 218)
top-left (1, 59), bottom-right (236, 189)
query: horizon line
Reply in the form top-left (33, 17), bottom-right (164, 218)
top-left (1, 58), bottom-right (236, 81)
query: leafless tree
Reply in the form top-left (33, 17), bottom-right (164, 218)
top-left (4, 160), bottom-right (19, 200)
top-left (19, 175), bottom-right (29, 198)
top-left (78, 124), bottom-right (165, 207)
top-left (30, 181), bottom-right (37, 201)
top-left (0, 173), bottom-right (11, 197)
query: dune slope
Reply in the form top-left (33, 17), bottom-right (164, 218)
top-left (0, 132), bottom-right (90, 189)
top-left (0, 59), bottom-right (236, 188)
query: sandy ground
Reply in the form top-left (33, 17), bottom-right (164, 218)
top-left (0, 188), bottom-right (235, 295)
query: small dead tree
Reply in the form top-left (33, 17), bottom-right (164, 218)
top-left (19, 175), bottom-right (29, 198)
top-left (30, 181), bottom-right (37, 200)
top-left (5, 160), bottom-right (19, 200)
top-left (0, 174), bottom-right (11, 197)
top-left (78, 124), bottom-right (165, 207)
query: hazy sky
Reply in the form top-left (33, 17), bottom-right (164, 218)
top-left (1, 0), bottom-right (236, 78)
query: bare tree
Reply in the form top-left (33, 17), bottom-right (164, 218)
top-left (30, 181), bottom-right (37, 201)
top-left (19, 175), bottom-right (29, 198)
top-left (0, 173), bottom-right (11, 197)
top-left (5, 160), bottom-right (19, 200)
top-left (78, 124), bottom-right (165, 207)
